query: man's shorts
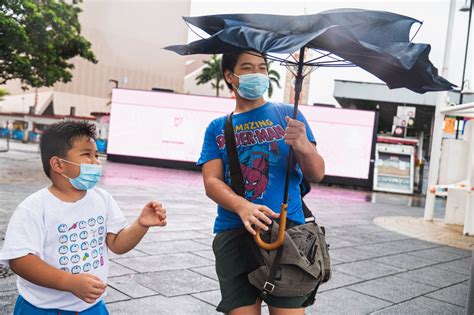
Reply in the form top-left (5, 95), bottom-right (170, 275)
top-left (13, 295), bottom-right (109, 315)
top-left (212, 226), bottom-right (315, 313)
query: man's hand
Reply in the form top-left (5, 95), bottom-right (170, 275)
top-left (69, 273), bottom-right (107, 304)
top-left (139, 201), bottom-right (167, 228)
top-left (237, 202), bottom-right (279, 235)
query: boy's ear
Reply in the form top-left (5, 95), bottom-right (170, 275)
top-left (224, 69), bottom-right (234, 86)
top-left (49, 156), bottom-right (64, 175)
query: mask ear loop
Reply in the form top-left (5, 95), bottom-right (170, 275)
top-left (59, 158), bottom-right (80, 180)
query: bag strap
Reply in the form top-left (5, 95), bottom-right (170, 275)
top-left (224, 113), bottom-right (245, 197)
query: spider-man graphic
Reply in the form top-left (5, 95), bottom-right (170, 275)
top-left (240, 142), bottom-right (278, 201)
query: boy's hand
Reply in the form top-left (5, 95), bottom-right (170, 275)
top-left (139, 201), bottom-right (167, 227)
top-left (237, 202), bottom-right (279, 235)
top-left (284, 116), bottom-right (312, 153)
top-left (69, 273), bottom-right (107, 304)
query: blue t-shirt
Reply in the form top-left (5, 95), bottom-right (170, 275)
top-left (197, 102), bottom-right (316, 233)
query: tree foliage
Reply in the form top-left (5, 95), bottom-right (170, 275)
top-left (0, 88), bottom-right (8, 101)
top-left (196, 54), bottom-right (224, 97)
top-left (0, 0), bottom-right (97, 89)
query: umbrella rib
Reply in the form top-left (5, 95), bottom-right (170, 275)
top-left (185, 19), bottom-right (207, 40)
top-left (410, 21), bottom-right (423, 42)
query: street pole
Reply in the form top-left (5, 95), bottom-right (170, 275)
top-left (456, 0), bottom-right (473, 138)
top-left (424, 0), bottom-right (457, 220)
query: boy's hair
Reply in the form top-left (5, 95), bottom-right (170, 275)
top-left (221, 50), bottom-right (268, 90)
top-left (40, 120), bottom-right (97, 178)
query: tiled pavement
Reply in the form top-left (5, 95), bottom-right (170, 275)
top-left (0, 143), bottom-right (472, 314)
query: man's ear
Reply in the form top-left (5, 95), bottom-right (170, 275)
top-left (49, 156), bottom-right (63, 175)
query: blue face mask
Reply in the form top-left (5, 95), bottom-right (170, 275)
top-left (233, 73), bottom-right (269, 100)
top-left (61, 159), bottom-right (102, 190)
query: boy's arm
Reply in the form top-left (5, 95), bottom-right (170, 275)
top-left (107, 201), bottom-right (166, 254)
top-left (10, 254), bottom-right (106, 303)
top-left (285, 116), bottom-right (325, 182)
top-left (202, 159), bottom-right (278, 235)
top-left (106, 219), bottom-right (148, 254)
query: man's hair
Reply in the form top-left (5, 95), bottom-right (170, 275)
top-left (221, 50), bottom-right (268, 90)
top-left (40, 120), bottom-right (97, 178)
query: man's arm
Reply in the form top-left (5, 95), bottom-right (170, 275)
top-left (10, 254), bottom-right (106, 303)
top-left (202, 159), bottom-right (278, 235)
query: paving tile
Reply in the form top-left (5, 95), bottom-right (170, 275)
top-left (306, 288), bottom-right (392, 314)
top-left (334, 260), bottom-right (405, 280)
top-left (190, 265), bottom-right (218, 281)
top-left (318, 270), bottom-right (364, 292)
top-left (140, 230), bottom-right (209, 243)
top-left (406, 246), bottom-right (471, 262)
top-left (135, 240), bottom-right (209, 255)
top-left (191, 290), bottom-right (221, 307)
top-left (108, 260), bottom-right (137, 277)
top-left (426, 283), bottom-right (469, 307)
top-left (104, 286), bottom-right (131, 303)
top-left (329, 247), bottom-right (380, 263)
top-left (354, 238), bottom-right (439, 256)
top-left (374, 253), bottom-right (437, 270)
top-left (372, 296), bottom-right (464, 314)
top-left (133, 270), bottom-right (219, 297)
top-left (431, 257), bottom-right (472, 276)
top-left (193, 237), bottom-right (214, 247)
top-left (106, 295), bottom-right (217, 314)
top-left (0, 270), bottom-right (17, 292)
top-left (348, 275), bottom-right (437, 303)
top-left (108, 248), bottom-right (148, 260)
top-left (108, 274), bottom-right (158, 298)
top-left (191, 250), bottom-right (215, 261)
top-left (395, 265), bottom-right (468, 288)
top-left (113, 253), bottom-right (213, 273)
top-left (0, 290), bottom-right (18, 314)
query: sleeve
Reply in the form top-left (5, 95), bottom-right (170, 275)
top-left (106, 196), bottom-right (128, 234)
top-left (0, 206), bottom-right (45, 267)
top-left (196, 120), bottom-right (222, 166)
top-left (297, 109), bottom-right (316, 145)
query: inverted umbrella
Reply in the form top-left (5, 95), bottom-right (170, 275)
top-left (166, 8), bottom-right (455, 250)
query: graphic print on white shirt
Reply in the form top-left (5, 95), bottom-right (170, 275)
top-left (56, 215), bottom-right (107, 275)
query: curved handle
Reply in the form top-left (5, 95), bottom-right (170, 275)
top-left (254, 204), bottom-right (287, 250)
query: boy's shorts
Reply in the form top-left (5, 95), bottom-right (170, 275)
top-left (14, 295), bottom-right (109, 315)
top-left (212, 226), bottom-right (315, 313)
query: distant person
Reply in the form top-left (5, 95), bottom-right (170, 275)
top-left (0, 121), bottom-right (167, 314)
top-left (198, 50), bottom-right (325, 315)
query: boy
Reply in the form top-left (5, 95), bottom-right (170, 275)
top-left (0, 121), bottom-right (167, 314)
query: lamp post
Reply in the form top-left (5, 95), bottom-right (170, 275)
top-left (456, 0), bottom-right (472, 138)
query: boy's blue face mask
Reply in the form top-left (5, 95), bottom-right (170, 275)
top-left (61, 159), bottom-right (102, 190)
top-left (232, 73), bottom-right (269, 100)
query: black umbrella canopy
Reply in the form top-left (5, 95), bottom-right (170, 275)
top-left (165, 8), bottom-right (455, 93)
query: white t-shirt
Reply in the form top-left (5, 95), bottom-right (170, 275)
top-left (0, 187), bottom-right (128, 312)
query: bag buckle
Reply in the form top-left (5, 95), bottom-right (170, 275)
top-left (263, 281), bottom-right (275, 293)
top-left (305, 217), bottom-right (315, 223)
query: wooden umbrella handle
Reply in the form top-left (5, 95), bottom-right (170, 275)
top-left (254, 204), bottom-right (287, 250)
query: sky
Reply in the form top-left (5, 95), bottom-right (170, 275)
top-left (187, 0), bottom-right (473, 105)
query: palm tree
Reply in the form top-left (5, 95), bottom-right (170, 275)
top-left (267, 61), bottom-right (281, 98)
top-left (196, 55), bottom-right (224, 97)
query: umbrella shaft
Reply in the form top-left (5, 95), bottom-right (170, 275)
top-left (283, 47), bottom-right (306, 204)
